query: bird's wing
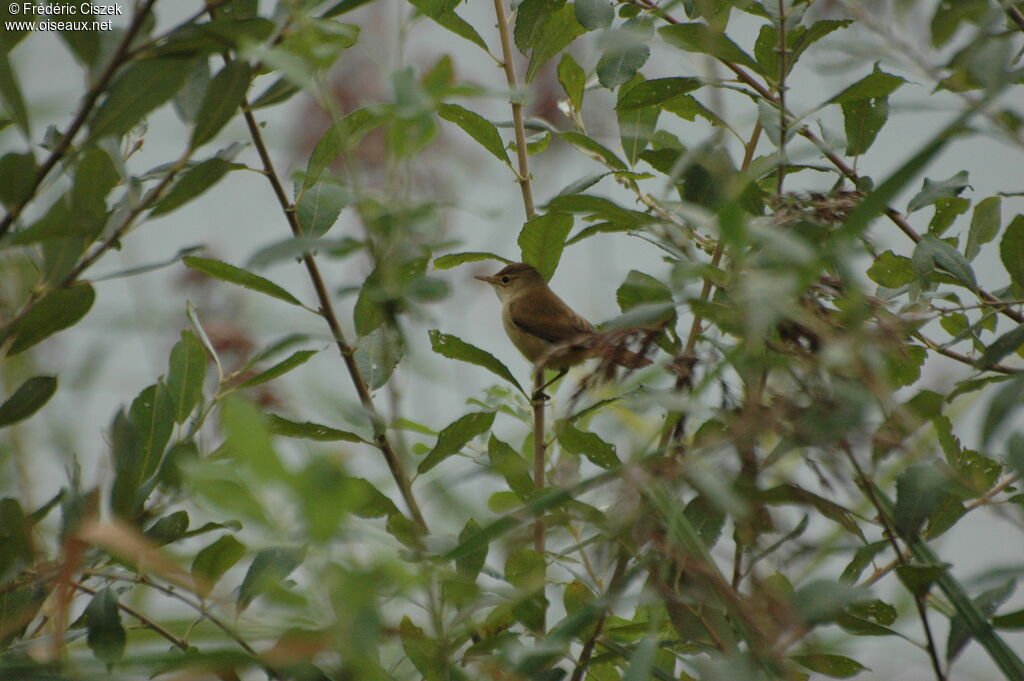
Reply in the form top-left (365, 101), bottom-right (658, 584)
top-left (508, 294), bottom-right (593, 343)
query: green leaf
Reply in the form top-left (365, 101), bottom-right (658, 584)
top-left (191, 60), bottom-right (251, 148)
top-left (145, 510), bottom-right (190, 546)
top-left (557, 52), bottom-right (586, 112)
top-left (323, 0), bottom-right (375, 18)
top-left (354, 325), bottom-right (404, 390)
top-left (268, 414), bottom-right (366, 442)
top-left (505, 548), bottom-right (545, 590)
top-left (0, 498), bottom-right (32, 577)
top-left (487, 435), bottom-right (534, 498)
top-left (428, 330), bottom-right (524, 393)
top-left (683, 495), bottom-right (726, 549)
top-left (249, 76), bottom-right (300, 109)
top-left (896, 563), bottom-right (949, 597)
top-left (166, 331), bottom-right (206, 424)
top-left (183, 256), bottom-right (303, 306)
top-left (993, 608), bottom-right (1024, 630)
top-left (893, 464), bottom-right (951, 540)
top-left (400, 616), bottom-right (444, 681)
top-left (559, 131), bottom-right (628, 170)
top-left (220, 397), bottom-right (286, 484)
top-left (929, 196), bottom-right (971, 236)
top-left (433, 251), bottom-right (511, 270)
top-left (0, 51), bottom-right (30, 135)
top-left (238, 547), bottom-right (304, 610)
top-left (151, 157), bottom-right (239, 216)
top-left (792, 654), bottom-right (867, 679)
top-left (438, 103), bottom-right (510, 165)
top-left (616, 77), bottom-right (701, 112)
top-left (84, 588), bottom-right (125, 663)
top-left (89, 57), bottom-right (194, 141)
top-left (0, 152), bottom-right (37, 210)
top-left (557, 420), bottom-right (619, 470)
top-left (418, 411), bottom-right (496, 474)
top-left (912, 234), bottom-right (976, 289)
top-left (907, 170), bottom-right (971, 213)
top-left (946, 577), bottom-right (1019, 659)
top-left (547, 193), bottom-right (650, 225)
top-left (622, 636), bottom-right (657, 681)
top-left (977, 323), bottom-right (1024, 370)
top-left (128, 382), bottom-right (175, 488)
top-left (0, 376), bottom-right (57, 428)
top-left (793, 580), bottom-right (861, 625)
top-left (842, 97), bottom-right (889, 156)
top-left (597, 43), bottom-right (650, 90)
top-left (575, 0), bottom-right (613, 30)
top-left (2, 284), bottom-right (95, 357)
top-left (192, 535), bottom-right (246, 597)
top-left (305, 108), bottom-right (386, 184)
top-left (616, 76), bottom-right (659, 166)
top-left (617, 270), bottom-right (673, 312)
top-left (965, 196), bottom-right (1001, 261)
top-left (408, 0), bottom-right (488, 51)
top-left (456, 518), bottom-right (488, 580)
top-left (295, 175), bottom-right (349, 237)
top-left (1000, 214), bottom-right (1024, 291)
top-left (525, 5), bottom-right (586, 83)
top-left (514, 0), bottom-right (558, 52)
top-left (517, 212), bottom-right (573, 282)
top-left (237, 350), bottom-right (317, 390)
top-left (832, 64), bottom-right (907, 103)
top-left (867, 250), bottom-right (916, 288)
top-left (659, 23), bottom-right (760, 71)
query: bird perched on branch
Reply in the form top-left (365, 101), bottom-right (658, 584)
top-left (475, 263), bottom-right (653, 384)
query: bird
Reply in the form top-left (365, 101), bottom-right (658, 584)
top-left (475, 263), bottom-right (652, 390)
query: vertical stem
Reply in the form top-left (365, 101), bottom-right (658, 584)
top-left (238, 99), bottom-right (427, 534)
top-left (492, 0), bottom-right (536, 220)
top-left (494, 1), bottom-right (544, 632)
top-left (532, 371), bottom-right (546, 559)
top-left (776, 0), bottom-right (788, 196)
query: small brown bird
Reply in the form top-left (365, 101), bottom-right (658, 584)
top-left (475, 263), bottom-right (652, 377)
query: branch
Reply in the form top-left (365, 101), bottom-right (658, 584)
top-left (237, 97), bottom-right (427, 533)
top-left (623, 0), bottom-right (1024, 328)
top-left (842, 444), bottom-right (947, 681)
top-left (492, 0), bottom-right (536, 219)
top-left (0, 0), bottom-right (159, 238)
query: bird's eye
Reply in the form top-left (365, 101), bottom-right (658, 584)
top-left (500, 275), bottom-right (511, 285)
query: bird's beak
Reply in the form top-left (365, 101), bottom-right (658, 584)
top-left (475, 275), bottom-right (496, 284)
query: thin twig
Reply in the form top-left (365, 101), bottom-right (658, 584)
top-left (569, 552), bottom-right (630, 681)
top-left (70, 580), bottom-right (189, 651)
top-left (493, 0), bottom-right (545, 610)
top-left (237, 97), bottom-right (427, 532)
top-left (3, 150), bottom-right (193, 337)
top-left (776, 0), bottom-right (788, 196)
top-left (492, 0), bottom-right (536, 219)
top-left (842, 444), bottom-right (947, 681)
top-left (0, 0), bottom-right (159, 238)
top-left (81, 570), bottom-right (270, 667)
top-left (914, 331), bottom-right (1020, 375)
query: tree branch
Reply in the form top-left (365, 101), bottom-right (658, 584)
top-left (0, 0), bottom-right (159, 238)
top-left (237, 98), bottom-right (427, 533)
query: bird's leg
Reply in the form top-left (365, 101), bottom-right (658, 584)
top-left (532, 368), bottom-right (568, 402)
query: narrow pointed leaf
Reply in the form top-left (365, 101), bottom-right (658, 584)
top-left (428, 330), bottom-right (524, 393)
top-left (184, 256), bottom-right (303, 306)
top-left (0, 376), bottom-right (57, 427)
